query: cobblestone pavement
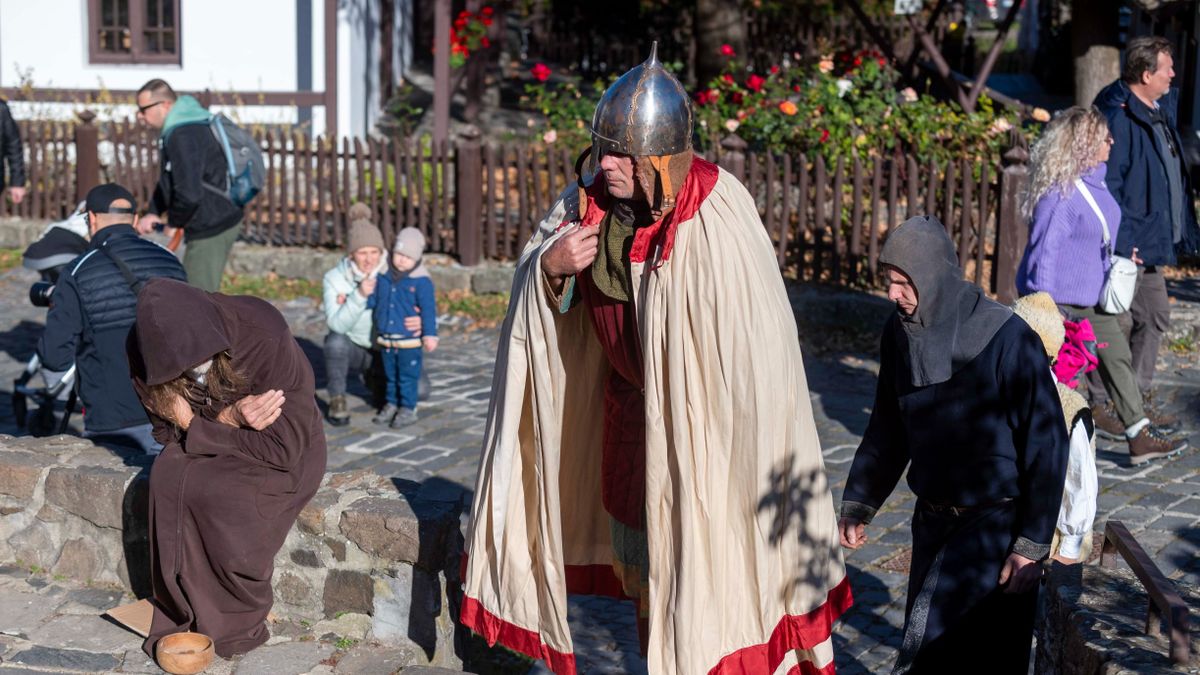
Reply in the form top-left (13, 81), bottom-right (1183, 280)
top-left (0, 263), bottom-right (1197, 674)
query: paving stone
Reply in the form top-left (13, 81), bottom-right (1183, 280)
top-left (233, 640), bottom-right (333, 675)
top-left (1147, 514), bottom-right (1197, 533)
top-left (1130, 490), bottom-right (1187, 510)
top-left (333, 644), bottom-right (419, 674)
top-left (24, 613), bottom-right (138, 653)
top-left (58, 587), bottom-right (125, 612)
top-left (119, 647), bottom-right (162, 674)
top-left (0, 587), bottom-right (51, 636)
top-left (7, 645), bottom-right (122, 671)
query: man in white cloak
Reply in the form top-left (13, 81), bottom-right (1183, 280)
top-left (460, 43), bottom-right (850, 675)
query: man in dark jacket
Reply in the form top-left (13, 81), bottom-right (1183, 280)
top-left (37, 184), bottom-right (187, 453)
top-left (0, 99), bottom-right (27, 205)
top-left (134, 79), bottom-right (242, 292)
top-left (839, 217), bottom-right (1068, 673)
top-left (1093, 36), bottom-right (1200, 417)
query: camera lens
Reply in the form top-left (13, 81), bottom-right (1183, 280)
top-left (29, 281), bottom-right (55, 308)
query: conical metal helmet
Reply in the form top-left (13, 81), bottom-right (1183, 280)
top-left (590, 42), bottom-right (693, 158)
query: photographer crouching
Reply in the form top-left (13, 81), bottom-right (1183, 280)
top-left (37, 183), bottom-right (186, 453)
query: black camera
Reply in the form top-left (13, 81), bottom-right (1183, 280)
top-left (29, 281), bottom-right (55, 308)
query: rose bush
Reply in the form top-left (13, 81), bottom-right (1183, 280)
top-left (516, 46), bottom-right (1036, 165)
top-left (692, 47), bottom-right (1032, 164)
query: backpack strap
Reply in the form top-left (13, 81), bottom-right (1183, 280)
top-left (97, 241), bottom-right (145, 295)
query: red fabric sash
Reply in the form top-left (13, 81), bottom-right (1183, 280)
top-left (569, 155), bottom-right (721, 265)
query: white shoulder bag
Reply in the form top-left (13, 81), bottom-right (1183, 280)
top-left (1076, 179), bottom-right (1137, 314)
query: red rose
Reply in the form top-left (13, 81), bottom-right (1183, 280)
top-left (722, 74), bottom-right (735, 84)
top-left (770, 65), bottom-right (780, 75)
top-left (731, 92), bottom-right (744, 105)
top-left (481, 6), bottom-right (494, 16)
top-left (721, 44), bottom-right (735, 57)
top-left (482, 16), bottom-right (493, 25)
top-left (481, 36), bottom-right (490, 48)
top-left (854, 56), bottom-right (862, 66)
top-left (531, 63), bottom-right (551, 82)
top-left (819, 129), bottom-right (830, 143)
top-left (747, 74), bottom-right (765, 92)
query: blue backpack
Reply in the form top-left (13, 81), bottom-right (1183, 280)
top-left (208, 114), bottom-right (265, 207)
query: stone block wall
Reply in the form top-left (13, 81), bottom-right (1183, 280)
top-left (0, 217), bottom-right (516, 295)
top-left (0, 435), bottom-right (466, 670)
top-left (1037, 562), bottom-right (1198, 674)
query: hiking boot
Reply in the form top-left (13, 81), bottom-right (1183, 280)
top-left (372, 403), bottom-right (398, 425)
top-left (1142, 393), bottom-right (1180, 434)
top-left (1090, 403), bottom-right (1125, 441)
top-left (326, 395), bottom-right (350, 427)
top-left (1127, 426), bottom-right (1189, 465)
top-left (390, 407), bottom-right (418, 428)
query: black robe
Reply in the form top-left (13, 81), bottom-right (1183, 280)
top-left (842, 315), bottom-right (1069, 674)
top-left (127, 279), bottom-right (327, 658)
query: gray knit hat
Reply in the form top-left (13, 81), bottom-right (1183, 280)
top-left (393, 227), bottom-right (426, 260)
top-left (346, 203), bottom-right (385, 254)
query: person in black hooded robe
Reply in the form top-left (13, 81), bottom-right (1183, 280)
top-left (838, 216), bottom-right (1069, 674)
top-left (126, 278), bottom-right (327, 659)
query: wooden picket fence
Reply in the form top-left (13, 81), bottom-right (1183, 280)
top-left (0, 113), bottom-right (1031, 302)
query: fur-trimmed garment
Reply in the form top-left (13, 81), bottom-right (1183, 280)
top-left (460, 158), bottom-right (849, 674)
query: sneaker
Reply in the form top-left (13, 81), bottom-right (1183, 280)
top-left (372, 403), bottom-right (398, 425)
top-left (390, 408), bottom-right (418, 428)
top-left (1142, 393), bottom-right (1180, 434)
top-left (1090, 403), bottom-right (1125, 441)
top-left (326, 395), bottom-right (350, 427)
top-left (1127, 426), bottom-right (1188, 465)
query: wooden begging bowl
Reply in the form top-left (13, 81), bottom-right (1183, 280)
top-left (155, 632), bottom-right (214, 674)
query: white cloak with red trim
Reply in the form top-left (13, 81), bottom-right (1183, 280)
top-left (461, 165), bottom-right (850, 675)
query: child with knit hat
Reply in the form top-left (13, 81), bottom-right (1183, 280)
top-left (322, 203), bottom-right (388, 426)
top-left (1013, 291), bottom-right (1098, 564)
top-left (369, 227), bottom-right (438, 427)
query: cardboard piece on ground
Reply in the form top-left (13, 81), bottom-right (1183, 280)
top-left (105, 599), bottom-right (153, 638)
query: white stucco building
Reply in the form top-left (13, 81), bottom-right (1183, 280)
top-left (0, 0), bottom-right (415, 138)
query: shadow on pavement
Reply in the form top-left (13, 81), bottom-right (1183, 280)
top-left (835, 564), bottom-right (897, 674)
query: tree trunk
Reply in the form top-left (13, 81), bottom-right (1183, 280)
top-left (695, 0), bottom-right (746, 86)
top-left (381, 0), bottom-right (395, 104)
top-left (1071, 0), bottom-right (1121, 106)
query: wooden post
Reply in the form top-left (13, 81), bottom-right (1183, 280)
top-left (993, 131), bottom-right (1029, 304)
top-left (325, 0), bottom-right (338, 136)
top-left (74, 111), bottom-right (100, 203)
top-left (719, 133), bottom-right (747, 183)
top-left (456, 125), bottom-right (483, 266)
top-left (433, 0), bottom-right (451, 144)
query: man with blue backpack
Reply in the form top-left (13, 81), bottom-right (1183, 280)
top-left (135, 79), bottom-right (263, 292)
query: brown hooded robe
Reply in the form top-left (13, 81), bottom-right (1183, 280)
top-left (127, 278), bottom-right (327, 658)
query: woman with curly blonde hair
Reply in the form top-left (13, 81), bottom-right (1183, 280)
top-left (1017, 106), bottom-right (1184, 465)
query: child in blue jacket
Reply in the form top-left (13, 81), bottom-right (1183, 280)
top-left (369, 227), bottom-right (437, 427)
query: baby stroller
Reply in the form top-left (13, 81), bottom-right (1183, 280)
top-left (11, 203), bottom-right (89, 436)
